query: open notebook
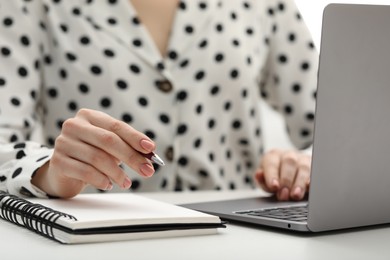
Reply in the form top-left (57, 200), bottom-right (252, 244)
top-left (0, 191), bottom-right (225, 244)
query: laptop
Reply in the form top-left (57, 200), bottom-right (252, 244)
top-left (183, 4), bottom-right (390, 232)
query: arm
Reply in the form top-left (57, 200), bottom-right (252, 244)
top-left (0, 1), bottom-right (52, 198)
top-left (257, 0), bottom-right (318, 200)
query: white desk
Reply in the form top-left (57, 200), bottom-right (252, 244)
top-left (1, 190), bottom-right (389, 260)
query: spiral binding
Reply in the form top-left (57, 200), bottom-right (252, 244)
top-left (0, 191), bottom-right (77, 242)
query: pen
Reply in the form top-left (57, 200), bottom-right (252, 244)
top-left (141, 152), bottom-right (165, 166)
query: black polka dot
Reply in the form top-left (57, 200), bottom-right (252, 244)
top-left (144, 130), bottom-right (156, 139)
top-left (116, 79), bottom-right (128, 89)
top-left (16, 150), bottom-right (26, 159)
top-left (122, 113), bottom-right (133, 123)
top-left (90, 65), bottom-right (102, 75)
top-left (178, 156), bottom-right (188, 166)
top-left (184, 25), bottom-right (194, 34)
top-left (195, 70), bottom-right (205, 81)
top-left (103, 49), bottom-right (115, 57)
top-left (12, 167), bottom-right (22, 178)
top-left (195, 104), bottom-right (203, 114)
top-left (131, 16), bottom-right (140, 25)
top-left (208, 119), bottom-right (216, 129)
top-left (79, 83), bottom-right (90, 94)
top-left (199, 39), bottom-right (208, 48)
top-left (278, 54), bottom-right (288, 63)
top-left (3, 17), bottom-right (13, 27)
top-left (138, 97), bottom-right (148, 106)
top-left (198, 169), bottom-right (209, 178)
top-left (176, 90), bottom-right (188, 101)
top-left (159, 114), bottom-right (170, 124)
top-left (18, 66), bottom-right (28, 77)
top-left (210, 85), bottom-right (220, 95)
top-left (20, 35), bottom-right (30, 46)
top-left (284, 104), bottom-right (293, 115)
top-left (301, 61), bottom-right (310, 71)
top-left (306, 112), bottom-right (315, 121)
top-left (68, 101), bottom-right (78, 111)
top-left (59, 24), bottom-right (68, 33)
top-left (1, 47), bottom-right (11, 56)
top-left (129, 64), bottom-right (141, 74)
top-left (132, 39), bottom-right (142, 47)
top-left (292, 83), bottom-right (301, 93)
top-left (215, 23), bottom-right (223, 32)
top-left (11, 97), bottom-right (21, 106)
top-left (107, 17), bottom-right (117, 25)
top-left (66, 52), bottom-right (77, 62)
top-left (301, 128), bottom-right (311, 137)
top-left (215, 53), bottom-right (224, 62)
top-left (80, 36), bottom-right (91, 45)
top-left (179, 1), bottom-right (186, 10)
top-left (230, 69), bottom-right (239, 79)
top-left (179, 59), bottom-right (190, 68)
top-left (0, 78), bottom-right (6, 87)
top-left (100, 97), bottom-right (111, 108)
top-left (0, 176), bottom-right (6, 182)
top-left (168, 50), bottom-right (178, 60)
top-left (232, 119), bottom-right (242, 129)
top-left (177, 124), bottom-right (188, 135)
top-left (194, 138), bottom-right (202, 148)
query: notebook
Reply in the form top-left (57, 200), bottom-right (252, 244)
top-left (183, 3), bottom-right (390, 232)
top-left (0, 191), bottom-right (225, 244)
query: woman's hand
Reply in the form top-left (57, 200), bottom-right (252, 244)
top-left (254, 149), bottom-right (311, 201)
top-left (32, 109), bottom-right (156, 198)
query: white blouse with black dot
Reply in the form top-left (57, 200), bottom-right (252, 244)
top-left (0, 0), bottom-right (318, 198)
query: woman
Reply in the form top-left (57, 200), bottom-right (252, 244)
top-left (0, 0), bottom-right (317, 200)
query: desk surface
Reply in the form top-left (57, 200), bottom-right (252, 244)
top-left (1, 190), bottom-right (389, 260)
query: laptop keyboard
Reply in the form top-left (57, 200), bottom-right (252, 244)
top-left (235, 204), bottom-right (308, 222)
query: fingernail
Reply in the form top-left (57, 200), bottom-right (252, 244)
top-left (123, 177), bottom-right (132, 189)
top-left (140, 139), bottom-right (155, 152)
top-left (293, 187), bottom-right (303, 199)
top-left (106, 182), bottom-right (113, 191)
top-left (279, 187), bottom-right (289, 201)
top-left (140, 163), bottom-right (155, 177)
top-left (272, 179), bottom-right (280, 189)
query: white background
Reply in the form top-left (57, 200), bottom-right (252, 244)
top-left (262, 0), bottom-right (390, 150)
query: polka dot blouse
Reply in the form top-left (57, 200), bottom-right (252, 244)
top-left (0, 0), bottom-right (318, 198)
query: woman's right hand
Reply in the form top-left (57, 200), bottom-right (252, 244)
top-left (31, 109), bottom-right (156, 198)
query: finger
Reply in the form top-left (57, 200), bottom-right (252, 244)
top-left (61, 118), bottom-right (155, 177)
top-left (290, 156), bottom-right (311, 200)
top-left (260, 149), bottom-right (282, 192)
top-left (52, 154), bottom-right (115, 191)
top-left (277, 151), bottom-right (299, 201)
top-left (77, 109), bottom-right (155, 153)
top-left (254, 169), bottom-right (273, 193)
top-left (55, 135), bottom-right (133, 189)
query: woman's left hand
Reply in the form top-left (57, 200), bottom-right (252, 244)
top-left (254, 149), bottom-right (311, 201)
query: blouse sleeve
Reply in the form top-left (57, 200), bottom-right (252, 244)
top-left (259, 0), bottom-right (318, 149)
top-left (0, 1), bottom-right (51, 198)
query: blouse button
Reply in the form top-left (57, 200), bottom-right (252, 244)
top-left (165, 146), bottom-right (174, 162)
top-left (156, 80), bottom-right (173, 93)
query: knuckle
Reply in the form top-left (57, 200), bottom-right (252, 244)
top-left (268, 148), bottom-right (282, 156)
top-left (76, 108), bottom-right (91, 117)
top-left (54, 135), bottom-right (66, 147)
top-left (282, 152), bottom-right (298, 166)
top-left (298, 164), bottom-right (311, 174)
top-left (61, 118), bottom-right (78, 133)
top-left (108, 120), bottom-right (122, 132)
top-left (89, 151), bottom-right (105, 166)
top-left (99, 132), bottom-right (116, 146)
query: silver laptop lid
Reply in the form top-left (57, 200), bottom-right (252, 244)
top-left (308, 4), bottom-right (390, 232)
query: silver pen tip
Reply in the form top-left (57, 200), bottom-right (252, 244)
top-left (151, 153), bottom-right (165, 166)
